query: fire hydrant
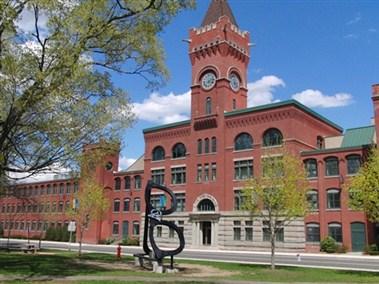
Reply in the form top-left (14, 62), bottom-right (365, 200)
top-left (116, 243), bottom-right (122, 260)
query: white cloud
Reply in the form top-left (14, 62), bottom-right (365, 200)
top-left (17, 9), bottom-right (48, 34)
top-left (247, 75), bottom-right (285, 107)
top-left (292, 89), bottom-right (353, 108)
top-left (118, 157), bottom-right (137, 171)
top-left (344, 33), bottom-right (359, 40)
top-left (133, 91), bottom-right (191, 124)
top-left (8, 165), bottom-right (71, 184)
top-left (346, 13), bottom-right (361, 25)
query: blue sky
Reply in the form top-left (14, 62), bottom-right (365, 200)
top-left (115, 0), bottom-right (379, 170)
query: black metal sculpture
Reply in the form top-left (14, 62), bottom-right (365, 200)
top-left (142, 180), bottom-right (185, 266)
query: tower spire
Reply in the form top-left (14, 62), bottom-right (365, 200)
top-left (201, 0), bottom-right (238, 27)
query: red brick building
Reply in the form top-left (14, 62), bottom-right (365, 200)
top-left (1, 0), bottom-right (378, 252)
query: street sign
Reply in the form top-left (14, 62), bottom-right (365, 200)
top-left (68, 221), bottom-right (76, 232)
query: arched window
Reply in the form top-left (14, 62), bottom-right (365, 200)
top-left (152, 146), bottom-right (165, 161)
top-left (197, 139), bottom-right (202, 154)
top-left (112, 221), bottom-right (119, 235)
top-left (306, 223), bottom-right (320, 242)
top-left (234, 133), bottom-right (253, 151)
top-left (317, 136), bottom-right (324, 149)
top-left (172, 143), bottom-right (186, 159)
top-left (134, 175), bottom-right (142, 189)
top-left (197, 199), bottom-right (215, 211)
top-left (325, 156), bottom-right (339, 176)
top-left (206, 97), bottom-right (212, 114)
top-left (134, 198), bottom-right (141, 212)
top-left (304, 159), bottom-right (318, 178)
top-left (211, 137), bottom-right (217, 153)
top-left (346, 154), bottom-right (361, 175)
top-left (327, 188), bottom-right (341, 209)
top-left (124, 176), bottom-right (131, 190)
top-left (263, 128), bottom-right (283, 147)
top-left (113, 199), bottom-right (120, 212)
top-left (306, 190), bottom-right (318, 210)
top-left (328, 222), bottom-right (342, 242)
top-left (114, 177), bottom-right (121, 191)
top-left (123, 198), bottom-right (130, 212)
top-left (204, 138), bottom-right (210, 153)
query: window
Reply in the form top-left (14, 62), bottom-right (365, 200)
top-left (150, 195), bottom-right (165, 210)
top-left (178, 220), bottom-right (184, 233)
top-left (152, 169), bottom-right (165, 185)
top-left (40, 186), bottom-right (45, 195)
top-left (347, 155), bottom-right (361, 175)
top-left (134, 175), bottom-right (142, 189)
top-left (197, 199), bottom-right (215, 211)
top-left (176, 193), bottom-right (185, 212)
top-left (113, 199), bottom-right (120, 212)
top-left (133, 198), bottom-right (141, 212)
top-left (196, 164), bottom-right (202, 182)
top-left (306, 223), bottom-right (320, 242)
top-left (328, 223), bottom-right (342, 242)
top-left (234, 160), bottom-right (253, 180)
top-left (123, 198), bottom-right (130, 212)
top-left (172, 143), bottom-right (186, 159)
top-left (58, 201), bottom-right (64, 212)
top-left (124, 176), bottom-right (131, 190)
top-left (47, 184), bottom-right (52, 195)
top-left (66, 183), bottom-right (71, 194)
top-left (65, 201), bottom-right (70, 210)
top-left (327, 189), bottom-right (341, 209)
top-left (59, 183), bottom-right (64, 194)
top-left (112, 221), bottom-right (119, 235)
top-left (304, 159), bottom-right (318, 178)
top-left (233, 221), bottom-right (241, 241)
top-left (325, 157), bottom-right (339, 176)
top-left (197, 139), bottom-right (202, 154)
top-left (169, 222), bottom-right (175, 238)
top-left (306, 190), bottom-right (319, 210)
top-left (171, 167), bottom-right (186, 184)
top-left (234, 133), bottom-right (253, 151)
top-left (263, 128), bottom-right (283, 147)
top-left (114, 178), bottom-right (121, 191)
top-left (74, 182), bottom-right (79, 193)
top-left (156, 226), bottom-right (162, 237)
top-left (204, 138), bottom-right (210, 153)
top-left (245, 221), bottom-right (253, 241)
top-left (133, 221), bottom-right (140, 235)
top-left (206, 97), bottom-right (212, 114)
top-left (152, 146), bottom-right (165, 161)
top-left (53, 184), bottom-right (57, 194)
top-left (52, 202), bottom-right (57, 212)
top-left (204, 163), bottom-right (209, 182)
top-left (263, 221), bottom-right (284, 242)
top-left (317, 136), bottom-right (324, 149)
top-left (211, 163), bottom-right (217, 181)
top-left (234, 190), bottom-right (245, 211)
top-left (211, 137), bottom-right (217, 153)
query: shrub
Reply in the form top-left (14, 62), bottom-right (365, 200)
top-left (336, 244), bottom-right (348, 253)
top-left (104, 237), bottom-right (116, 245)
top-left (120, 237), bottom-right (139, 246)
top-left (320, 236), bottom-right (338, 253)
top-left (365, 244), bottom-right (379, 255)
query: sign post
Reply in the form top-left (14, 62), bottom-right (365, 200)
top-left (67, 221), bottom-right (76, 252)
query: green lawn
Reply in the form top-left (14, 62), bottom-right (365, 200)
top-left (0, 250), bottom-right (379, 283)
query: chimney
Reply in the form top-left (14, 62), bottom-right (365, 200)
top-left (371, 84), bottom-right (379, 144)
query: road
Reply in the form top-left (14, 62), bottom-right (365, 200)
top-left (2, 238), bottom-right (379, 272)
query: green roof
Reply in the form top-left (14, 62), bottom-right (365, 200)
top-left (143, 120), bottom-right (191, 134)
top-left (225, 100), bottom-right (343, 132)
top-left (341, 125), bottom-right (375, 148)
top-left (301, 145), bottom-right (368, 156)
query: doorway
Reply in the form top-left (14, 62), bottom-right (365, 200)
top-left (351, 222), bottom-right (366, 252)
top-left (201, 221), bottom-right (212, 245)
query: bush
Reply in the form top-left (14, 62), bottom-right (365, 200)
top-left (104, 237), bottom-right (116, 245)
top-left (365, 244), bottom-right (379, 255)
top-left (336, 244), bottom-right (348, 253)
top-left (120, 237), bottom-right (139, 246)
top-left (320, 236), bottom-right (338, 253)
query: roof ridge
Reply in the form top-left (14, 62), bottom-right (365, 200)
top-left (345, 125), bottom-right (375, 131)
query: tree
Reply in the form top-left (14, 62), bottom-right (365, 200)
top-left (349, 148), bottom-right (379, 224)
top-left (243, 150), bottom-right (308, 269)
top-left (0, 0), bottom-right (195, 188)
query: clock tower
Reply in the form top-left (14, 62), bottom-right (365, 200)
top-left (189, 0), bottom-right (250, 121)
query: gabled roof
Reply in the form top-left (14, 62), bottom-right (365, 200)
top-left (201, 0), bottom-right (238, 27)
top-left (124, 155), bottom-right (144, 173)
top-left (341, 125), bottom-right (375, 148)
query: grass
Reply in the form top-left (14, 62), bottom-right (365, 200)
top-left (0, 250), bottom-right (379, 283)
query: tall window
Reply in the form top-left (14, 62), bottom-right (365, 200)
top-left (134, 175), bottom-right (142, 189)
top-left (197, 199), bottom-right (215, 211)
top-left (233, 221), bottom-right (241, 241)
top-left (328, 223), bottom-right (342, 242)
top-left (325, 157), bottom-right (339, 176)
top-left (317, 136), bottom-right (324, 149)
top-left (196, 164), bottom-right (202, 182)
top-left (133, 198), bottom-right (141, 212)
top-left (306, 223), bottom-right (320, 242)
top-left (152, 169), bottom-right (165, 185)
top-left (234, 160), bottom-right (253, 180)
top-left (304, 159), bottom-right (318, 178)
top-left (114, 178), bottom-right (121, 191)
top-left (123, 198), bottom-right (130, 212)
top-left (172, 143), bottom-right (186, 159)
top-left (206, 97), bottom-right (212, 114)
top-left (306, 190), bottom-right (319, 210)
top-left (171, 167), bottom-right (186, 184)
top-left (133, 221), bottom-right (140, 235)
top-left (204, 138), bottom-right (210, 153)
top-left (113, 199), bottom-right (120, 212)
top-left (346, 155), bottom-right (361, 175)
top-left (59, 183), bottom-right (64, 194)
top-left (327, 189), bottom-right (341, 209)
top-left (197, 139), bottom-right (202, 154)
top-left (204, 163), bottom-right (209, 182)
top-left (66, 183), bottom-right (71, 194)
top-left (263, 128), bottom-right (283, 147)
top-left (74, 182), bottom-right (79, 193)
top-left (263, 221), bottom-right (284, 242)
top-left (245, 221), bottom-right (253, 241)
top-left (152, 146), bottom-right (165, 161)
top-left (211, 137), bottom-right (217, 153)
top-left (112, 221), bottom-right (119, 235)
top-left (234, 190), bottom-right (245, 211)
top-left (176, 193), bottom-right (185, 212)
top-left (211, 163), bottom-right (217, 181)
top-left (234, 133), bottom-right (253, 151)
top-left (124, 176), bottom-right (131, 190)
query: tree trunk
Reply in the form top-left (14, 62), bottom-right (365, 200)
top-left (270, 231), bottom-right (276, 270)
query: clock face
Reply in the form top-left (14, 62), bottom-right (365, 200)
top-left (201, 72), bottom-right (216, 90)
top-left (229, 73), bottom-right (240, 91)
top-left (105, 161), bottom-right (113, 171)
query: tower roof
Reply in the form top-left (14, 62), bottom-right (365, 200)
top-left (201, 0), bottom-right (238, 27)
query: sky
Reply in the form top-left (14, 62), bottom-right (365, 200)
top-left (115, 0), bottom-right (379, 170)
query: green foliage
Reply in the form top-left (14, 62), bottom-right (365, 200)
top-left (365, 244), bottom-right (379, 255)
top-left (320, 236), bottom-right (338, 253)
top-left (349, 148), bottom-right (379, 222)
top-left (44, 226), bottom-right (71, 242)
top-left (120, 237), bottom-right (139, 246)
